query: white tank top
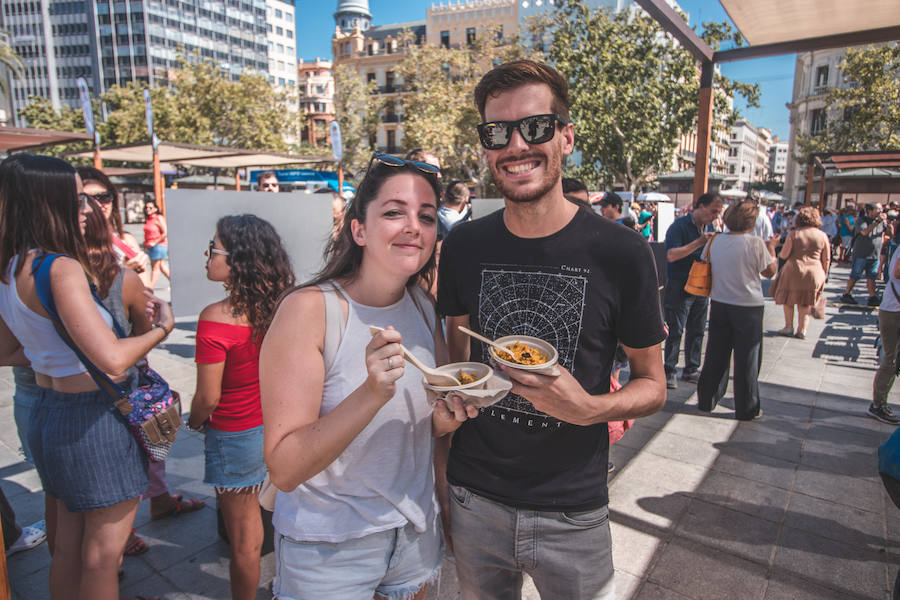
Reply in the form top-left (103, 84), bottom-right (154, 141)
top-left (0, 255), bottom-right (113, 377)
top-left (272, 283), bottom-right (439, 543)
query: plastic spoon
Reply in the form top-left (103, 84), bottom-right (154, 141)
top-left (457, 326), bottom-right (517, 360)
top-left (368, 326), bottom-right (461, 386)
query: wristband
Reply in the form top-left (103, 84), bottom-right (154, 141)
top-left (152, 322), bottom-right (171, 339)
top-left (185, 417), bottom-right (207, 433)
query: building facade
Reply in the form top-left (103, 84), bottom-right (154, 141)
top-left (769, 139), bottom-right (788, 184)
top-left (2, 0), bottom-right (288, 127)
top-left (298, 57), bottom-right (334, 147)
top-left (427, 0), bottom-right (517, 50)
top-left (784, 48), bottom-right (849, 204)
top-left (266, 0), bottom-right (296, 88)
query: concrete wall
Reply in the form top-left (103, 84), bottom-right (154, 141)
top-left (166, 189), bottom-right (335, 318)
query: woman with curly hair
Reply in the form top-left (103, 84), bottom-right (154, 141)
top-left (187, 215), bottom-right (295, 600)
top-left (771, 206), bottom-right (830, 339)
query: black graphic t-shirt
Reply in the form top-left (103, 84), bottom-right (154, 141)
top-left (437, 207), bottom-right (666, 511)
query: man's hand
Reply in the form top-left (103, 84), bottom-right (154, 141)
top-left (500, 364), bottom-right (598, 425)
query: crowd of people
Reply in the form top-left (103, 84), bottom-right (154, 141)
top-left (0, 57), bottom-right (897, 600)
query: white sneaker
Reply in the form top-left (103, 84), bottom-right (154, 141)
top-left (6, 520), bottom-right (46, 557)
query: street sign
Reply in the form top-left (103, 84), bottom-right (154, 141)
top-left (76, 78), bottom-right (94, 136)
top-left (330, 121), bottom-right (342, 161)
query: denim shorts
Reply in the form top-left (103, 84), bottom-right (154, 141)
top-left (146, 244), bottom-right (168, 260)
top-left (203, 425), bottom-right (266, 492)
top-left (850, 257), bottom-right (879, 280)
top-left (13, 367), bottom-right (40, 464)
top-left (273, 513), bottom-right (443, 600)
top-left (29, 386), bottom-right (149, 513)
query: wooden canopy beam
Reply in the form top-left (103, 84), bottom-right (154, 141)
top-left (713, 25), bottom-right (900, 63)
top-left (634, 0), bottom-right (714, 62)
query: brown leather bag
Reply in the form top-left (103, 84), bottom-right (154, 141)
top-left (684, 235), bottom-right (716, 297)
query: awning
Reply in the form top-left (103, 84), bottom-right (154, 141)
top-left (0, 126), bottom-right (93, 152)
top-left (67, 141), bottom-right (331, 169)
top-left (818, 152), bottom-right (900, 172)
top-left (720, 0), bottom-right (900, 47)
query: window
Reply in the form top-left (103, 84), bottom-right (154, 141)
top-left (277, 43), bottom-right (283, 53)
top-left (466, 27), bottom-right (476, 46)
top-left (440, 30), bottom-right (449, 48)
top-left (367, 72), bottom-right (376, 83)
top-left (274, 8), bottom-right (281, 17)
top-left (387, 130), bottom-right (396, 153)
top-left (278, 77), bottom-right (285, 85)
top-left (287, 29), bottom-right (292, 38)
top-left (810, 108), bottom-right (826, 135)
top-left (286, 11), bottom-right (291, 20)
top-left (385, 70), bottom-right (395, 91)
top-left (276, 26), bottom-right (282, 35)
top-left (815, 65), bottom-right (828, 89)
top-left (367, 44), bottom-right (373, 56)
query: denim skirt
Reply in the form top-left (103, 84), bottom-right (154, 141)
top-left (146, 244), bottom-right (168, 260)
top-left (203, 424), bottom-right (266, 492)
top-left (29, 387), bottom-right (148, 513)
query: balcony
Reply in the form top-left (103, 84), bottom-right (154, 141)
top-left (382, 113), bottom-right (400, 123)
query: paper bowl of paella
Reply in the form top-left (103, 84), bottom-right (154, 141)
top-left (489, 335), bottom-right (560, 376)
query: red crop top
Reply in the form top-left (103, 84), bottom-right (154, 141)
top-left (195, 320), bottom-right (261, 431)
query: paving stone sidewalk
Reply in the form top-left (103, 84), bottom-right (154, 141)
top-left (1, 263), bottom-right (897, 599)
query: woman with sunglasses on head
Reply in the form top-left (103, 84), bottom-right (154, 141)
top-left (0, 154), bottom-right (173, 600)
top-left (260, 154), bottom-right (476, 600)
top-left (187, 215), bottom-right (294, 600)
top-left (76, 166), bottom-right (150, 285)
top-left (142, 200), bottom-right (170, 289)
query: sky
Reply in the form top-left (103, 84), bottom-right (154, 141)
top-left (294, 0), bottom-right (796, 140)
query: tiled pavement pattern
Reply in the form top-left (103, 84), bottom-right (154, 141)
top-left (2, 262), bottom-right (898, 599)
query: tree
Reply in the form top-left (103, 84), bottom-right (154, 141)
top-left (532, 0), bottom-right (759, 193)
top-left (333, 63), bottom-right (379, 178)
top-left (17, 96), bottom-right (94, 157)
top-left (796, 44), bottom-right (900, 163)
top-left (0, 29), bottom-right (24, 99)
top-left (396, 27), bottom-right (538, 191)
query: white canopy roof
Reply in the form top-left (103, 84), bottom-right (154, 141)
top-left (67, 141), bottom-right (330, 169)
top-left (720, 0), bottom-right (900, 47)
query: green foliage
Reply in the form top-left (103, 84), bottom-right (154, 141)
top-left (396, 27), bottom-right (538, 191)
top-left (18, 52), bottom-right (295, 153)
top-left (333, 63), bottom-right (379, 179)
top-left (0, 29), bottom-right (24, 99)
top-left (796, 44), bottom-right (900, 164)
top-left (16, 96), bottom-right (94, 158)
top-left (532, 0), bottom-right (758, 193)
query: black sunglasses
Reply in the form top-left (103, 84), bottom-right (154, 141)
top-left (477, 114), bottom-right (570, 150)
top-left (86, 191), bottom-right (114, 204)
top-left (367, 152), bottom-right (441, 177)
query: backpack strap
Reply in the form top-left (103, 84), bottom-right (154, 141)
top-left (31, 253), bottom-right (128, 403)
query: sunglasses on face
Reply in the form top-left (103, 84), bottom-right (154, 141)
top-left (367, 152), bottom-right (442, 177)
top-left (477, 114), bottom-right (570, 150)
top-left (207, 239), bottom-right (230, 257)
top-left (86, 191), bottom-right (114, 204)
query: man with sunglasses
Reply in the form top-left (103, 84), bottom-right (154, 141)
top-left (257, 170), bottom-right (280, 192)
top-left (435, 60), bottom-right (667, 599)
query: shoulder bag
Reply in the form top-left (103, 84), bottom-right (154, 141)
top-left (32, 253), bottom-right (181, 463)
top-left (684, 234), bottom-right (717, 297)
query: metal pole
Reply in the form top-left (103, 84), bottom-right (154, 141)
top-left (805, 162), bottom-right (815, 206)
top-left (818, 167), bottom-right (827, 212)
top-left (153, 148), bottom-right (165, 215)
top-left (693, 62), bottom-right (714, 203)
top-left (235, 170), bottom-right (241, 191)
top-left (338, 161), bottom-right (344, 198)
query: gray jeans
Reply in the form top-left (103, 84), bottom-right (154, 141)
top-left (875, 309), bottom-right (900, 407)
top-left (449, 484), bottom-right (615, 600)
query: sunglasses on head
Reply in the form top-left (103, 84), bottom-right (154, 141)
top-left (367, 152), bottom-right (441, 177)
top-left (207, 239), bottom-right (229, 257)
top-left (477, 113), bottom-right (570, 150)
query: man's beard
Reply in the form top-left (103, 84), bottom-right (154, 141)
top-left (490, 148), bottom-right (562, 204)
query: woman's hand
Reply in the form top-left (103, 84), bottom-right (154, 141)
top-left (124, 250), bottom-right (149, 274)
top-left (142, 290), bottom-right (174, 335)
top-left (432, 394), bottom-right (478, 437)
top-left (364, 326), bottom-right (404, 404)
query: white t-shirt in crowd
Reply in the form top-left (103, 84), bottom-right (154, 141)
top-left (705, 233), bottom-right (775, 307)
top-left (881, 250), bottom-right (900, 312)
top-left (753, 207), bottom-right (774, 241)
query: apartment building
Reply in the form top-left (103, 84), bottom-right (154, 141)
top-left (298, 57), bottom-right (334, 147)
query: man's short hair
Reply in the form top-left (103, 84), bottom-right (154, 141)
top-left (598, 192), bottom-right (623, 210)
top-left (445, 180), bottom-right (469, 205)
top-left (259, 170), bottom-right (277, 182)
top-left (562, 178), bottom-right (587, 196)
top-left (695, 193), bottom-right (720, 208)
top-left (723, 200), bottom-right (758, 232)
top-left (474, 60), bottom-right (569, 121)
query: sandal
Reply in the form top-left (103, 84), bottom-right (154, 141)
top-left (775, 327), bottom-right (794, 337)
top-left (150, 494), bottom-right (205, 520)
top-left (124, 529), bottom-right (149, 556)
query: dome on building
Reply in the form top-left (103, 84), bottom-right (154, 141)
top-left (334, 0), bottom-right (371, 18)
top-left (334, 0), bottom-right (371, 33)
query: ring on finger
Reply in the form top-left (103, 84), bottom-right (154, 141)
top-left (387, 356), bottom-right (393, 369)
